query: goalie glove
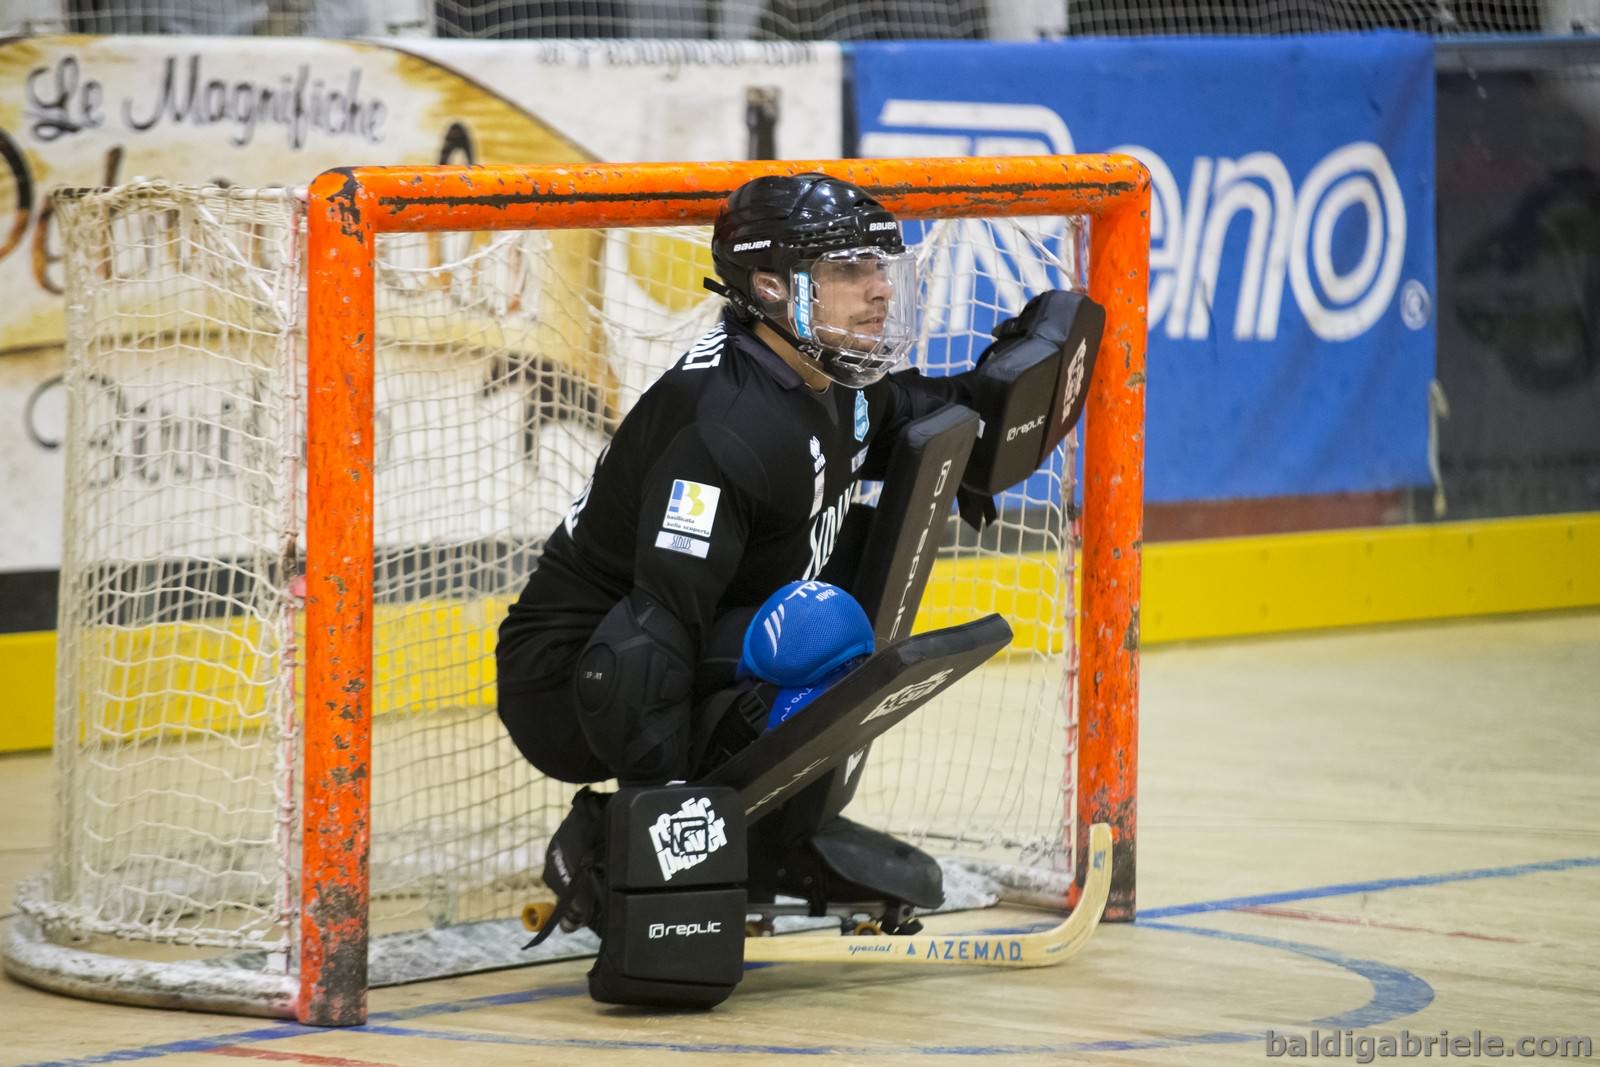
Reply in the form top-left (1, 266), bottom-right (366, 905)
top-left (959, 289), bottom-right (1105, 498)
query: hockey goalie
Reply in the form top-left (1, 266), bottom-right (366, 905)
top-left (496, 173), bottom-right (1105, 1007)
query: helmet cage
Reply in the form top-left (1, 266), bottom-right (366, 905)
top-left (709, 174), bottom-right (917, 386)
top-left (752, 246), bottom-right (918, 389)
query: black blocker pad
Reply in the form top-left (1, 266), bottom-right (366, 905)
top-left (589, 785), bottom-right (748, 1009)
top-left (699, 613), bottom-right (1013, 822)
top-left (800, 404), bottom-right (980, 835)
top-left (848, 404), bottom-right (980, 646)
top-left (963, 289), bottom-right (1105, 496)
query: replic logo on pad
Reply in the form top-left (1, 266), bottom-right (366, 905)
top-left (648, 920), bottom-right (724, 940)
top-left (1005, 414), bottom-right (1047, 442)
top-left (648, 797), bottom-right (729, 881)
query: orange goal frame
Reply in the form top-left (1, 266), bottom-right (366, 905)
top-left (303, 156), bottom-right (1148, 1026)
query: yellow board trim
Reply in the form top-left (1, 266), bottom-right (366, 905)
top-left (4, 511), bottom-right (1597, 753)
top-left (1142, 510), bottom-right (1600, 643)
top-left (1, 630), bottom-right (56, 752)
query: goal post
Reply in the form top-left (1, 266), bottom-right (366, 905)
top-left (6, 156), bottom-right (1146, 1028)
top-left (302, 157), bottom-right (1146, 1025)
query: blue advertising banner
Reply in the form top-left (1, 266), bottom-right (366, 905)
top-left (851, 34), bottom-right (1437, 503)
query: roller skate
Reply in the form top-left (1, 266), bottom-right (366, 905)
top-left (745, 814), bottom-right (942, 937)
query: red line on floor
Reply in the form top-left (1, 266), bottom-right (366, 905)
top-left (208, 1047), bottom-right (401, 1067)
top-left (1239, 904), bottom-right (1522, 943)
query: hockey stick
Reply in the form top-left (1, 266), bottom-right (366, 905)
top-left (742, 822), bottom-right (1112, 968)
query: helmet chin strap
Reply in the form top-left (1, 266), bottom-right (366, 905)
top-left (704, 276), bottom-right (833, 377)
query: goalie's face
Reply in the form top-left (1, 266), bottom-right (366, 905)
top-left (752, 246), bottom-right (918, 388)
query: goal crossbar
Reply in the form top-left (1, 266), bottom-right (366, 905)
top-left (299, 155), bottom-right (1147, 1025)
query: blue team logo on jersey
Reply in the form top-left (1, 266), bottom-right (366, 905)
top-left (853, 389), bottom-right (869, 441)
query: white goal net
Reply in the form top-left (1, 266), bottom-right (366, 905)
top-left (7, 179), bottom-right (1087, 1011)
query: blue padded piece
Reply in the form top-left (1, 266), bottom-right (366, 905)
top-left (764, 659), bottom-right (864, 731)
top-left (738, 580), bottom-right (874, 688)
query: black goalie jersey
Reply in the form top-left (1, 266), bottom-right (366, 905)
top-left (498, 312), bottom-right (960, 681)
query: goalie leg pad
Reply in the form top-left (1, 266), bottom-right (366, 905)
top-left (780, 406), bottom-right (980, 827)
top-left (574, 590), bottom-right (695, 783)
top-left (588, 785), bottom-right (748, 1009)
top-left (847, 404), bottom-right (979, 643)
top-left (962, 289), bottom-right (1105, 496)
top-left (700, 614), bottom-right (1014, 821)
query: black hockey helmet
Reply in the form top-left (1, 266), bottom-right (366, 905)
top-left (707, 173), bottom-right (917, 388)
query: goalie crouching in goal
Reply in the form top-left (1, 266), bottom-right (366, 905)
top-left (495, 173), bottom-right (1103, 1006)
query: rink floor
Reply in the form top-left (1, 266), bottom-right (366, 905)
top-left (3, 610), bottom-right (1596, 1066)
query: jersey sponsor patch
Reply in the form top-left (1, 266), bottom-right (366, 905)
top-left (853, 389), bottom-right (869, 441)
top-left (663, 479), bottom-right (720, 537)
top-left (655, 530), bottom-right (711, 558)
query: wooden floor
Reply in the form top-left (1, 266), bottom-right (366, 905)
top-left (4, 611), bottom-right (1597, 1066)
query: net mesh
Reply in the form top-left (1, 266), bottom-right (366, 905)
top-left (26, 181), bottom-right (1085, 973)
top-left (20, 0), bottom-right (1580, 38)
top-left (1062, 0), bottom-right (1556, 35)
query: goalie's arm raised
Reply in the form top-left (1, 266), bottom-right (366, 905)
top-left (952, 289), bottom-right (1106, 495)
top-left (870, 289), bottom-right (1105, 497)
top-left (574, 424), bottom-right (764, 784)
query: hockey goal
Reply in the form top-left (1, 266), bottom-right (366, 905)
top-left (5, 157), bottom-right (1146, 1025)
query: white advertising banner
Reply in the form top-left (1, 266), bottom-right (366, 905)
top-left (0, 35), bottom-right (842, 577)
top-left (0, 351), bottom-right (65, 571)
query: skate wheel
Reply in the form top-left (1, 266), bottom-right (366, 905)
top-left (521, 902), bottom-right (556, 933)
top-left (851, 920), bottom-right (883, 936)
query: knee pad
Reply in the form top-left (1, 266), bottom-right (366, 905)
top-left (575, 591), bottom-right (696, 783)
top-left (738, 580), bottom-right (874, 687)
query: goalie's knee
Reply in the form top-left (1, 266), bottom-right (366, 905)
top-left (574, 590), bottom-right (696, 783)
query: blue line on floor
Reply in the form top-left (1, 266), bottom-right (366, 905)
top-left (1138, 854), bottom-right (1600, 921)
top-left (335, 922), bottom-right (1435, 1057)
top-left (22, 848), bottom-right (1583, 1065)
top-left (17, 981), bottom-right (592, 1067)
top-left (1139, 921), bottom-right (1437, 1030)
